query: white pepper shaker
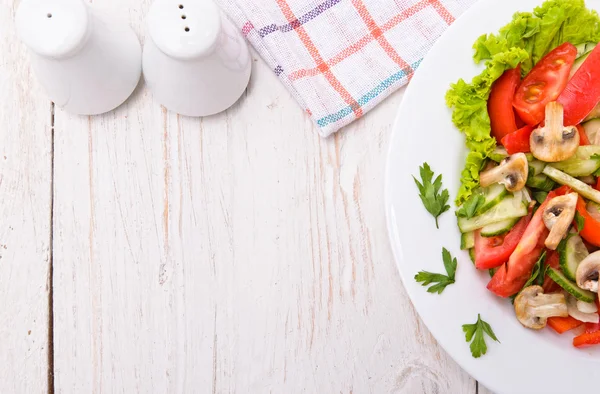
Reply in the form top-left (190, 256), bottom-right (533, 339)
top-left (143, 0), bottom-right (251, 117)
top-left (15, 0), bottom-right (142, 115)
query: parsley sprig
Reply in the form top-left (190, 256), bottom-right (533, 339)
top-left (575, 211), bottom-right (586, 234)
top-left (413, 162), bottom-right (450, 229)
top-left (456, 194), bottom-right (484, 219)
top-left (509, 252), bottom-right (547, 303)
top-left (462, 314), bottom-right (499, 358)
top-left (414, 248), bottom-right (457, 294)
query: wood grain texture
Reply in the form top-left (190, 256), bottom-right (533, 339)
top-left (44, 1), bottom-right (484, 393)
top-left (0, 1), bottom-right (52, 393)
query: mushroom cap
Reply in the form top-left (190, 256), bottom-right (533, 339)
top-left (542, 193), bottom-right (578, 250)
top-left (514, 285), bottom-right (568, 329)
top-left (479, 153), bottom-right (528, 192)
top-left (530, 102), bottom-right (579, 162)
top-left (576, 250), bottom-right (600, 293)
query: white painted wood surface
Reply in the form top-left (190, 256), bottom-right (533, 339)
top-left (1, 0), bottom-right (496, 392)
top-left (0, 1), bottom-right (52, 393)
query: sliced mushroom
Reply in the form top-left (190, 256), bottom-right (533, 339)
top-left (542, 193), bottom-right (578, 250)
top-left (530, 102), bottom-right (579, 162)
top-left (567, 293), bottom-right (599, 323)
top-left (514, 285), bottom-right (568, 329)
top-left (576, 250), bottom-right (600, 293)
top-left (479, 153), bottom-right (528, 192)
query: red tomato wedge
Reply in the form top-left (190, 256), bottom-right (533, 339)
top-left (576, 196), bottom-right (600, 247)
top-left (488, 187), bottom-right (572, 297)
top-left (487, 246), bottom-right (545, 297)
top-left (577, 125), bottom-right (590, 145)
top-left (514, 43), bottom-right (577, 125)
top-left (547, 316), bottom-right (583, 334)
top-left (559, 44), bottom-right (600, 126)
top-left (474, 215), bottom-right (531, 269)
top-left (500, 124), bottom-right (535, 154)
top-left (488, 66), bottom-right (522, 140)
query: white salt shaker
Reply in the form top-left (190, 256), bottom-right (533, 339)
top-left (15, 0), bottom-right (142, 115)
top-left (143, 0), bottom-right (251, 117)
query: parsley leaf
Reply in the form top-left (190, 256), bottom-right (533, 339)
top-left (509, 251), bottom-right (547, 303)
top-left (533, 191), bottom-right (548, 205)
top-left (456, 194), bottom-right (485, 219)
top-left (462, 314), bottom-right (500, 358)
top-left (525, 251), bottom-right (547, 288)
top-left (414, 248), bottom-right (457, 294)
top-left (575, 211), bottom-right (586, 234)
top-left (413, 163), bottom-right (451, 229)
top-left (590, 154), bottom-right (600, 176)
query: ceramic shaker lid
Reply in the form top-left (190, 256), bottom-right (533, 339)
top-left (147, 0), bottom-right (222, 60)
top-left (16, 0), bottom-right (90, 59)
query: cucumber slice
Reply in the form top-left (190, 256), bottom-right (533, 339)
top-left (489, 147), bottom-right (507, 163)
top-left (575, 43), bottom-right (596, 59)
top-left (558, 234), bottom-right (589, 282)
top-left (461, 232), bottom-right (475, 250)
top-left (458, 196), bottom-right (528, 233)
top-left (480, 217), bottom-right (519, 237)
top-left (547, 268), bottom-right (596, 303)
top-left (551, 146), bottom-right (600, 177)
top-left (583, 118), bottom-right (600, 141)
top-left (543, 166), bottom-right (600, 204)
top-left (478, 183), bottom-right (508, 214)
top-left (526, 174), bottom-right (555, 191)
top-left (528, 160), bottom-right (546, 177)
top-left (469, 248), bottom-right (475, 264)
top-left (489, 267), bottom-right (497, 278)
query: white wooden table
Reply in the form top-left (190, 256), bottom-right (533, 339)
top-left (1, 1), bottom-right (493, 392)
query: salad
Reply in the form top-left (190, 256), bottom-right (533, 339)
top-left (446, 0), bottom-right (600, 347)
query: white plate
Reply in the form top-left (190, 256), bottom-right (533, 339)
top-left (385, 1), bottom-right (600, 393)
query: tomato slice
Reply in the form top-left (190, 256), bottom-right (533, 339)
top-left (559, 44), bottom-right (600, 126)
top-left (577, 124), bottom-right (590, 145)
top-left (575, 196), bottom-right (600, 246)
top-left (500, 125), bottom-right (535, 154)
top-left (514, 43), bottom-right (577, 125)
top-left (474, 215), bottom-right (531, 269)
top-left (488, 66), bottom-right (522, 140)
top-left (487, 246), bottom-right (545, 297)
top-left (488, 187), bottom-right (572, 297)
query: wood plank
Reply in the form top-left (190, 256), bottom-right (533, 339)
top-left (52, 1), bottom-right (477, 392)
top-left (0, 1), bottom-right (52, 392)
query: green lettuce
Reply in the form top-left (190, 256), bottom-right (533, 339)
top-left (447, 0), bottom-right (600, 205)
top-left (446, 48), bottom-right (528, 204)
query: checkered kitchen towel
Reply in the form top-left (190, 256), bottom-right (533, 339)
top-left (216, 0), bottom-right (477, 137)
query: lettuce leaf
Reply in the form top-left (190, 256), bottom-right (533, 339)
top-left (446, 47), bottom-right (528, 204)
top-left (448, 0), bottom-right (600, 205)
top-left (474, 0), bottom-right (600, 74)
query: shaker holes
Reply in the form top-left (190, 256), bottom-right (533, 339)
top-left (47, 13), bottom-right (52, 18)
top-left (181, 15), bottom-right (186, 19)
top-left (185, 27), bottom-right (190, 32)
top-left (179, 4), bottom-right (184, 9)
